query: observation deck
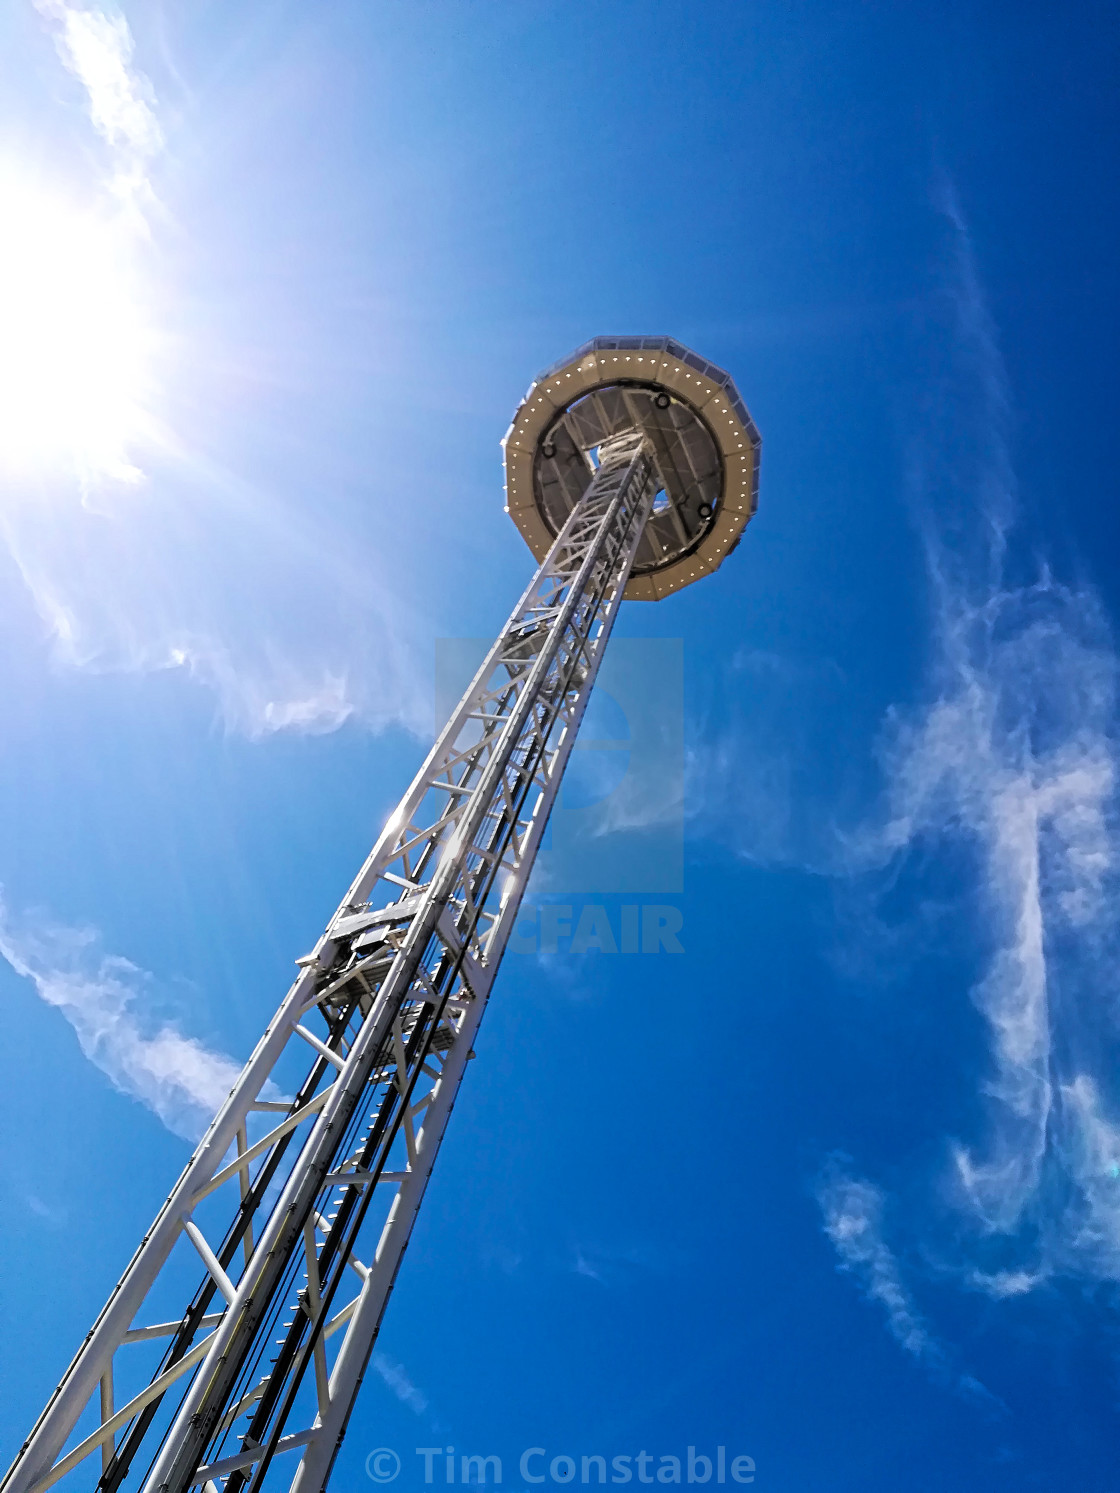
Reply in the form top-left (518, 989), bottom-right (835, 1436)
top-left (502, 335), bottom-right (761, 600)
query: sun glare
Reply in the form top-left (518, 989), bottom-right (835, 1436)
top-left (0, 171), bottom-right (150, 485)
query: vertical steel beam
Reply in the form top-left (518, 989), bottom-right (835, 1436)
top-left (2, 432), bottom-right (657, 1493)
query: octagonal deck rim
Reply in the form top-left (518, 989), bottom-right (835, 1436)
top-left (502, 336), bottom-right (761, 602)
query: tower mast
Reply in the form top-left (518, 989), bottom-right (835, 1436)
top-left (3, 338), bottom-right (759, 1493)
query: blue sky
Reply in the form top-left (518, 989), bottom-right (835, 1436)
top-left (1, 3), bottom-right (1119, 1490)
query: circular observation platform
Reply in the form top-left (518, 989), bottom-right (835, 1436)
top-left (502, 336), bottom-right (761, 600)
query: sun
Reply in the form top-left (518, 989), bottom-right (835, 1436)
top-left (0, 169), bottom-right (151, 486)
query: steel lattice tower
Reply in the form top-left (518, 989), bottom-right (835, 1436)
top-left (3, 337), bottom-right (760, 1493)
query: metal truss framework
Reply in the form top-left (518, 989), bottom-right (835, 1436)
top-left (4, 432), bottom-right (659, 1493)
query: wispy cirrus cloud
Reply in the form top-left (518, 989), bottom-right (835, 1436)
top-left (875, 567), bottom-right (1117, 1251)
top-left (0, 896), bottom-right (242, 1141)
top-left (818, 1164), bottom-right (937, 1361)
top-left (0, 3), bottom-right (161, 489)
top-left (33, 0), bottom-right (162, 219)
top-left (3, 2), bottom-right (429, 740)
top-left (817, 1161), bottom-right (996, 1405)
top-left (4, 486), bottom-right (428, 738)
top-left (690, 175), bottom-right (1120, 1367)
top-left (796, 172), bottom-right (1120, 1380)
top-left (862, 177), bottom-right (1120, 1289)
top-left (371, 1352), bottom-right (428, 1415)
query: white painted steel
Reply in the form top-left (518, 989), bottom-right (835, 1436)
top-left (3, 430), bottom-right (660, 1493)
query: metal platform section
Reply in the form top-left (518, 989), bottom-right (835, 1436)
top-left (503, 335), bottom-right (762, 601)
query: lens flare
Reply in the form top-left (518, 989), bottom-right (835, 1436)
top-left (0, 169), bottom-right (150, 485)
